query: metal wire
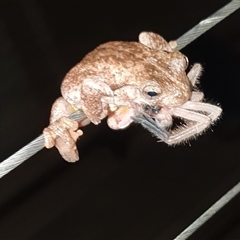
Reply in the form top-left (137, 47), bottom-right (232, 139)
top-left (0, 111), bottom-right (86, 178)
top-left (0, 135), bottom-right (45, 178)
top-left (0, 2), bottom-right (240, 239)
top-left (173, 181), bottom-right (240, 240)
top-left (176, 0), bottom-right (240, 50)
top-left (125, 0), bottom-right (240, 146)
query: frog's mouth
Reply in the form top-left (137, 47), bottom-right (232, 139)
top-left (131, 108), bottom-right (169, 142)
top-left (142, 104), bottom-right (161, 116)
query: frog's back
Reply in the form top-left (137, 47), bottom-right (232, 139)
top-left (62, 41), bottom-right (154, 90)
top-left (61, 40), bottom-right (190, 107)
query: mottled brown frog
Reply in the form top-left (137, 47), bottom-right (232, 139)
top-left (43, 32), bottom-right (222, 162)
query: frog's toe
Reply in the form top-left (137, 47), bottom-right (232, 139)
top-left (59, 116), bottom-right (79, 131)
top-left (55, 137), bottom-right (79, 162)
top-left (43, 116), bottom-right (83, 162)
top-left (43, 127), bottom-right (55, 149)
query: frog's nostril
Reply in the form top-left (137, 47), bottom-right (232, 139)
top-left (142, 104), bottom-right (161, 115)
top-left (151, 106), bottom-right (161, 114)
top-left (142, 104), bottom-right (151, 112)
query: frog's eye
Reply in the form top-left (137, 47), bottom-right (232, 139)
top-left (143, 85), bottom-right (161, 99)
top-left (147, 91), bottom-right (158, 97)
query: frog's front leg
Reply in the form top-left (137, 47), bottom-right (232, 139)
top-left (80, 78), bottom-right (114, 125)
top-left (107, 107), bottom-right (135, 130)
top-left (43, 97), bottom-right (88, 162)
top-left (107, 85), bottom-right (143, 130)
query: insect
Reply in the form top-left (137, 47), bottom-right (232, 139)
top-left (43, 32), bottom-right (222, 162)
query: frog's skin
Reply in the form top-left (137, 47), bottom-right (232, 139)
top-left (43, 32), bottom-right (222, 162)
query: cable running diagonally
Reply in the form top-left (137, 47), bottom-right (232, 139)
top-left (1, 3), bottom-right (240, 239)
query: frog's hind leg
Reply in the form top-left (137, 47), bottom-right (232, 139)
top-left (43, 97), bottom-right (87, 162)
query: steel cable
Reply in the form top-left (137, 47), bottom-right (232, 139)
top-left (0, 111), bottom-right (86, 178)
top-left (0, 3), bottom-right (240, 239)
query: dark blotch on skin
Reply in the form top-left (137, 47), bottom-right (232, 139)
top-left (143, 104), bottom-right (161, 115)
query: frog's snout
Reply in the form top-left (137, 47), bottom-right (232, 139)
top-left (142, 104), bottom-right (161, 115)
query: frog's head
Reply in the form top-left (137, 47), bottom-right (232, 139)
top-left (137, 31), bottom-right (192, 112)
top-left (138, 50), bottom-right (191, 116)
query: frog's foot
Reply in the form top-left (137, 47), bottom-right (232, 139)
top-left (107, 106), bottom-right (135, 130)
top-left (43, 116), bottom-right (83, 162)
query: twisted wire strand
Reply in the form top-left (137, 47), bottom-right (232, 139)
top-left (176, 0), bottom-right (240, 50)
top-left (172, 1), bottom-right (240, 239)
top-left (0, 111), bottom-right (86, 178)
top-left (173, 181), bottom-right (240, 240)
top-left (0, 2), bottom-right (240, 239)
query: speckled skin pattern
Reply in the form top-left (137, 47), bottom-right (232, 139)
top-left (61, 34), bottom-right (190, 124)
top-left (43, 32), bottom-right (222, 162)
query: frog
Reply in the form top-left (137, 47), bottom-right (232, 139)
top-left (43, 32), bottom-right (222, 162)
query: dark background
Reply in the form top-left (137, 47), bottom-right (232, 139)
top-left (0, 1), bottom-right (240, 239)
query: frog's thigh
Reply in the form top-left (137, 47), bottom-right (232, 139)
top-left (50, 97), bottom-right (77, 123)
top-left (107, 107), bottom-right (135, 130)
top-left (80, 78), bottom-right (114, 124)
top-left (50, 97), bottom-right (88, 127)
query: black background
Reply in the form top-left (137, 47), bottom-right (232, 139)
top-left (0, 1), bottom-right (240, 239)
